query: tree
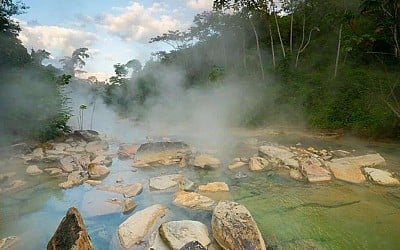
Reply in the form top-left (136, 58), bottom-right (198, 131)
top-left (109, 63), bottom-right (128, 85)
top-left (126, 59), bottom-right (142, 74)
top-left (149, 30), bottom-right (190, 50)
top-left (59, 47), bottom-right (89, 76)
top-left (30, 49), bottom-right (50, 65)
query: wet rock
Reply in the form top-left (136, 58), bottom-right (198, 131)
top-left (198, 182), bottom-right (229, 192)
top-left (66, 146), bottom-right (85, 153)
top-left (60, 156), bottom-right (76, 173)
top-left (212, 201), bottom-right (266, 250)
top-left (85, 180), bottom-right (102, 186)
top-left (91, 155), bottom-right (112, 167)
top-left (249, 157), bottom-right (271, 171)
top-left (159, 220), bottom-right (211, 250)
top-left (116, 178), bottom-right (123, 183)
top-left (364, 168), bottom-right (400, 186)
top-left (88, 164), bottom-right (110, 179)
top-left (289, 169), bottom-right (304, 181)
top-left (149, 231), bottom-right (170, 250)
top-left (73, 130), bottom-right (100, 142)
top-left (234, 171), bottom-right (248, 179)
top-left (0, 236), bottom-right (18, 249)
top-left (331, 150), bottom-right (351, 158)
top-left (300, 157), bottom-right (331, 182)
top-left (122, 198), bottom-right (137, 214)
top-left (11, 143), bottom-right (32, 154)
top-left (228, 161), bottom-right (247, 171)
top-left (26, 165), bottom-right (43, 175)
top-left (328, 154), bottom-right (386, 184)
top-left (118, 144), bottom-right (140, 159)
top-left (118, 204), bottom-right (167, 249)
top-left (174, 191), bottom-right (215, 210)
top-left (149, 174), bottom-right (183, 190)
top-left (85, 141), bottom-right (108, 154)
top-left (193, 154), bottom-right (221, 169)
top-left (97, 183), bottom-right (143, 198)
top-left (32, 147), bottom-right (44, 158)
top-left (259, 145), bottom-right (299, 168)
top-left (180, 241), bottom-right (207, 250)
top-left (47, 207), bottom-right (93, 250)
top-left (59, 171), bottom-right (88, 189)
top-left (44, 168), bottom-right (63, 176)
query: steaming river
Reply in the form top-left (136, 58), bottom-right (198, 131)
top-left (1, 126), bottom-right (400, 249)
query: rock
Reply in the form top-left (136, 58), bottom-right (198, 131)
top-left (228, 162), bottom-right (247, 171)
top-left (66, 146), bottom-right (85, 153)
top-left (118, 204), bottom-right (167, 249)
top-left (85, 141), bottom-right (108, 154)
top-left (193, 154), bottom-right (221, 169)
top-left (118, 144), bottom-right (140, 158)
top-left (85, 180), bottom-right (102, 186)
top-left (91, 155), bottom-right (112, 167)
top-left (363, 168), bottom-right (400, 186)
top-left (159, 220), bottom-right (211, 250)
top-left (32, 147), bottom-right (44, 157)
top-left (234, 171), bottom-right (248, 179)
top-left (249, 157), bottom-right (271, 171)
top-left (331, 149), bottom-right (351, 158)
top-left (328, 154), bottom-right (386, 184)
top-left (179, 241), bottom-right (207, 250)
top-left (289, 169), bottom-right (304, 180)
top-left (26, 165), bottom-right (43, 175)
top-left (3, 180), bottom-right (27, 192)
top-left (174, 191), bottom-right (215, 210)
top-left (0, 236), bottom-right (18, 249)
top-left (149, 174), bottom-right (183, 190)
top-left (0, 172), bottom-right (15, 184)
top-left (212, 201), bottom-right (266, 250)
top-left (88, 164), bottom-right (110, 179)
top-left (97, 183), bottom-right (143, 198)
top-left (122, 198), bottom-right (137, 214)
top-left (47, 207), bottom-right (93, 250)
top-left (149, 231), bottom-right (170, 250)
top-left (133, 141), bottom-right (190, 167)
top-left (44, 168), bottom-right (63, 176)
top-left (59, 171), bottom-right (88, 189)
top-left (116, 178), bottom-right (123, 183)
top-left (11, 143), bottom-right (32, 154)
top-left (258, 145), bottom-right (299, 168)
top-left (198, 182), bottom-right (229, 192)
top-left (60, 156), bottom-right (76, 173)
top-left (300, 157), bottom-right (331, 182)
top-left (73, 130), bottom-right (100, 142)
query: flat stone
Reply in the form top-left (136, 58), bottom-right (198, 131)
top-left (88, 164), bottom-right (110, 179)
top-left (198, 182), bottom-right (229, 192)
top-left (118, 144), bottom-right (140, 158)
top-left (228, 161), bottom-right (247, 171)
top-left (193, 154), bottom-right (221, 169)
top-left (149, 174), bottom-right (183, 190)
top-left (73, 130), bottom-right (100, 142)
top-left (364, 168), bottom-right (400, 186)
top-left (258, 145), bottom-right (299, 168)
top-left (44, 168), bottom-right (63, 176)
top-left (97, 183), bottom-right (143, 198)
top-left (86, 141), bottom-right (108, 153)
top-left (300, 157), bottom-right (331, 182)
top-left (328, 154), bottom-right (386, 184)
top-left (3, 180), bottom-right (27, 192)
top-left (0, 236), bottom-right (18, 249)
top-left (159, 220), bottom-right (211, 250)
top-left (133, 142), bottom-right (190, 167)
top-left (26, 165), bottom-right (43, 175)
top-left (248, 157), bottom-right (271, 171)
top-left (174, 191), bottom-right (215, 210)
top-left (60, 156), bottom-right (76, 173)
top-left (47, 207), bottom-right (93, 250)
top-left (289, 169), bottom-right (304, 180)
top-left (212, 201), bottom-right (266, 250)
top-left (85, 180), bottom-right (102, 186)
top-left (118, 204), bottom-right (167, 249)
top-left (122, 198), bottom-right (137, 214)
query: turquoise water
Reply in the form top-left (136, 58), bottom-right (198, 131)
top-left (1, 131), bottom-right (400, 249)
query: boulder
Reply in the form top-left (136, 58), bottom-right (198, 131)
top-left (363, 168), bottom-right (400, 186)
top-left (248, 157), bottom-right (271, 171)
top-left (97, 183), bottom-right (143, 198)
top-left (299, 157), bottom-right (331, 182)
top-left (198, 182), bottom-right (229, 192)
top-left (193, 154), bottom-right (221, 169)
top-left (44, 168), bottom-right (63, 176)
top-left (258, 145), bottom-right (299, 168)
top-left (150, 174), bottom-right (183, 190)
top-left (72, 130), bottom-right (100, 142)
top-left (149, 231), bottom-right (170, 250)
top-left (91, 155), bottom-right (112, 167)
top-left (59, 156), bottom-right (77, 173)
top-left (174, 191), bottom-right (215, 210)
top-left (118, 144), bottom-right (140, 158)
top-left (122, 198), bottom-right (137, 214)
top-left (159, 220), bottom-right (211, 250)
top-left (118, 204), bottom-right (167, 249)
top-left (85, 141), bottom-right (108, 154)
top-left (59, 171), bottom-right (88, 189)
top-left (179, 241), bottom-right (207, 250)
top-left (212, 201), bottom-right (266, 250)
top-left (11, 143), bottom-right (32, 154)
top-left (47, 207), bottom-right (93, 250)
top-left (328, 154), bottom-right (386, 184)
top-left (88, 164), bottom-right (110, 179)
top-left (26, 165), bottom-right (43, 175)
top-left (228, 162), bottom-right (247, 171)
top-left (289, 169), bottom-right (304, 181)
top-left (0, 236), bottom-right (18, 249)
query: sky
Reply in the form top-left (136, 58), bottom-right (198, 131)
top-left (17, 0), bottom-right (214, 80)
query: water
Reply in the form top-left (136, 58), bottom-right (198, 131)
top-left (1, 128), bottom-right (400, 249)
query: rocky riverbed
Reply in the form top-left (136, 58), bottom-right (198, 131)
top-left (1, 129), bottom-right (400, 249)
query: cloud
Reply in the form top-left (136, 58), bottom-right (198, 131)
top-left (186, 0), bottom-right (213, 10)
top-left (98, 2), bottom-right (189, 42)
top-left (18, 21), bottom-right (97, 56)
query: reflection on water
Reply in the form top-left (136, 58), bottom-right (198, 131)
top-left (1, 130), bottom-right (400, 249)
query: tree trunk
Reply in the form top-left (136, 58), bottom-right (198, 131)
top-left (334, 24), bottom-right (343, 79)
top-left (250, 19), bottom-right (265, 80)
top-left (295, 16), bottom-right (306, 68)
top-left (290, 13), bottom-right (294, 54)
top-left (269, 23), bottom-right (276, 70)
top-left (242, 36), bottom-right (248, 72)
top-left (274, 13), bottom-right (286, 58)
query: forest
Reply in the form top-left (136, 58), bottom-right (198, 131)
top-left (1, 0), bottom-right (400, 147)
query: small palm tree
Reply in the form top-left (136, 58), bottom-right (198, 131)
top-left (77, 104), bottom-right (87, 130)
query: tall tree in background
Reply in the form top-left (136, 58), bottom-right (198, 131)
top-left (59, 47), bottom-right (89, 77)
